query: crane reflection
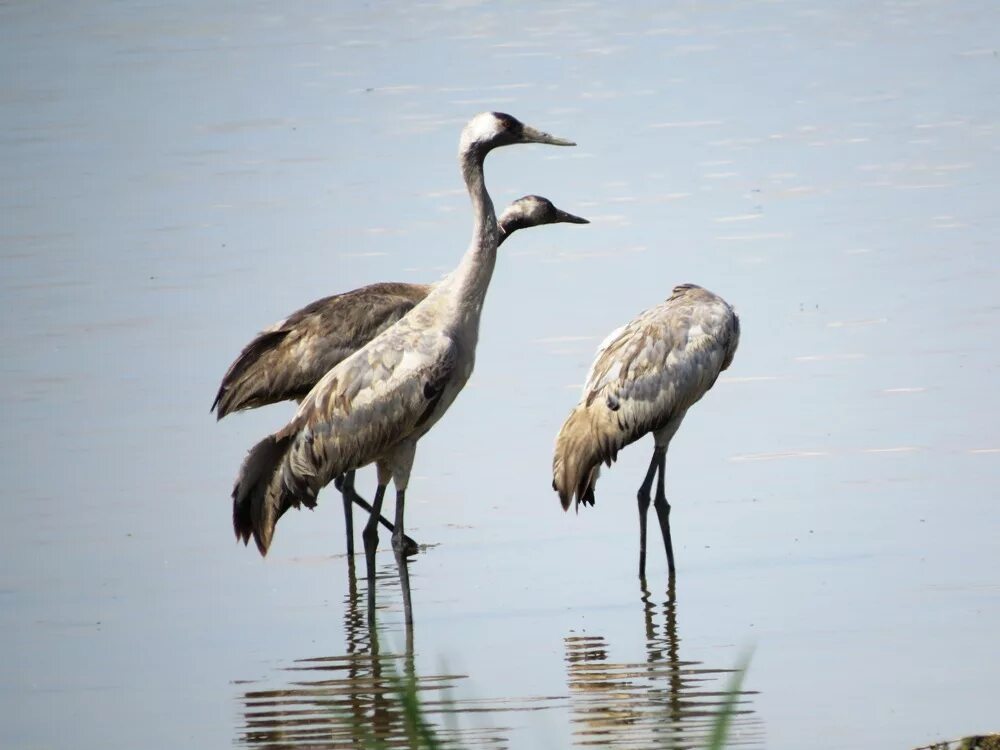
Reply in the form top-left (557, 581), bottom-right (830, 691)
top-left (564, 579), bottom-right (764, 748)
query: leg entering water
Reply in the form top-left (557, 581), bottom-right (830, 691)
top-left (339, 470), bottom-right (356, 556)
top-left (363, 483), bottom-right (387, 587)
top-left (651, 448), bottom-right (675, 575)
top-left (342, 471), bottom-right (420, 555)
top-left (636, 449), bottom-right (660, 580)
top-left (391, 489), bottom-right (414, 557)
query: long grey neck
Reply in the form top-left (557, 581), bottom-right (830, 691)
top-left (446, 147), bottom-right (499, 320)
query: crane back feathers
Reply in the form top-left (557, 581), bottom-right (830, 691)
top-left (552, 284), bottom-right (740, 510)
top-left (212, 283), bottom-right (431, 419)
top-left (231, 317), bottom-right (461, 555)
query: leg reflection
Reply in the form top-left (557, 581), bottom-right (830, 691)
top-left (363, 536), bottom-right (378, 628)
top-left (395, 549), bottom-right (415, 627)
top-left (237, 557), bottom-right (539, 748)
top-left (564, 577), bottom-right (763, 748)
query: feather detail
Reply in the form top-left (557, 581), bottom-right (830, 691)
top-left (232, 432), bottom-right (297, 556)
top-left (212, 283), bottom-right (430, 419)
top-left (553, 283), bottom-right (740, 514)
top-left (552, 404), bottom-right (620, 511)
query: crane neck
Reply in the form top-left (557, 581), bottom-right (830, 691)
top-left (447, 146), bottom-right (499, 320)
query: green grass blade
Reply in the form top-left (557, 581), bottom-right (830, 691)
top-left (705, 649), bottom-right (753, 750)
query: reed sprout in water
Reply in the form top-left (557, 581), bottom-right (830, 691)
top-left (350, 647), bottom-right (754, 750)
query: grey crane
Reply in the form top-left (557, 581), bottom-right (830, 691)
top-left (214, 195), bottom-right (587, 555)
top-left (552, 284), bottom-right (740, 578)
top-left (233, 112), bottom-right (576, 564)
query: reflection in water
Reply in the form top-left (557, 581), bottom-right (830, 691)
top-left (565, 581), bottom-right (764, 748)
top-left (236, 559), bottom-right (558, 748)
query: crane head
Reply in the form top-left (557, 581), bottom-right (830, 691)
top-left (459, 112), bottom-right (576, 158)
top-left (498, 195), bottom-right (589, 243)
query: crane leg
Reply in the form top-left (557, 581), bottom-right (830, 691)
top-left (340, 471), bottom-right (419, 555)
top-left (340, 470), bottom-right (356, 557)
top-left (391, 489), bottom-right (415, 557)
top-left (363, 483), bottom-right (387, 561)
top-left (651, 448), bottom-right (675, 575)
top-left (637, 450), bottom-right (660, 579)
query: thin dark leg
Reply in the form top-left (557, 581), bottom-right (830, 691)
top-left (636, 450), bottom-right (660, 580)
top-left (341, 470), bottom-right (356, 557)
top-left (361, 484), bottom-right (385, 555)
top-left (651, 448), bottom-right (675, 575)
top-left (391, 489), bottom-right (414, 556)
top-left (361, 484), bottom-right (385, 616)
top-left (343, 475), bottom-right (420, 554)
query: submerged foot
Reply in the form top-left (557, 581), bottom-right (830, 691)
top-left (393, 533), bottom-right (419, 558)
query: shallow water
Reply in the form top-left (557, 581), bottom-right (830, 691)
top-left (2, 1), bottom-right (999, 748)
top-left (234, 565), bottom-right (762, 749)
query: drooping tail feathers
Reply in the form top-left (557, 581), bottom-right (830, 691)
top-left (552, 404), bottom-right (620, 511)
top-left (232, 431), bottom-right (309, 556)
top-left (212, 329), bottom-right (292, 419)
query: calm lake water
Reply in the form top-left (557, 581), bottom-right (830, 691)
top-left (2, 1), bottom-right (998, 748)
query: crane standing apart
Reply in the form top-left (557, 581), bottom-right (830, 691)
top-left (214, 196), bottom-right (587, 555)
top-left (232, 113), bottom-right (576, 565)
top-left (552, 284), bottom-right (740, 578)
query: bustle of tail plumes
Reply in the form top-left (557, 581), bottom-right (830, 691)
top-left (552, 404), bottom-right (618, 511)
top-left (212, 330), bottom-right (291, 419)
top-left (232, 432), bottom-right (300, 556)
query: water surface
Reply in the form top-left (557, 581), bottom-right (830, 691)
top-left (2, 1), bottom-right (998, 748)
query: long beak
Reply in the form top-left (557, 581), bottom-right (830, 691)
top-left (521, 124), bottom-right (576, 147)
top-left (555, 208), bottom-right (589, 225)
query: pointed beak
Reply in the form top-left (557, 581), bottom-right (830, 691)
top-left (520, 124), bottom-right (576, 147)
top-left (555, 208), bottom-right (589, 225)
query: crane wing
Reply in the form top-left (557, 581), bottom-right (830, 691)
top-left (554, 284), bottom-right (738, 511)
top-left (213, 282), bottom-right (431, 417)
top-left (274, 324), bottom-right (460, 505)
top-left (583, 285), bottom-right (737, 440)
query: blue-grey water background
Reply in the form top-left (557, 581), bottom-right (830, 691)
top-left (2, 1), bottom-right (998, 748)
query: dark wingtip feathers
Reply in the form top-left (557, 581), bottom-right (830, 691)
top-left (232, 433), bottom-right (292, 557)
top-left (559, 489), bottom-right (572, 512)
top-left (553, 406), bottom-right (594, 513)
top-left (213, 329), bottom-right (292, 421)
top-left (552, 479), bottom-right (571, 511)
top-left (232, 465), bottom-right (255, 549)
top-left (212, 392), bottom-right (227, 421)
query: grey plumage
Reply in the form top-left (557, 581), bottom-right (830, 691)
top-left (552, 283), bottom-right (740, 576)
top-left (213, 283), bottom-right (430, 420)
top-left (232, 114), bottom-right (578, 558)
top-left (212, 197), bottom-right (586, 420)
